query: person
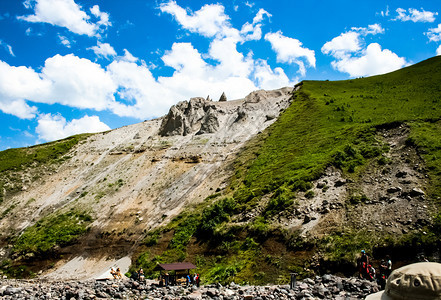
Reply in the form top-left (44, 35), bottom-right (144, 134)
top-left (164, 273), bottom-right (169, 286)
top-left (367, 264), bottom-right (376, 281)
top-left (365, 262), bottom-right (441, 299)
top-left (357, 250), bottom-right (369, 279)
top-left (377, 259), bottom-right (388, 290)
top-left (138, 268), bottom-right (145, 281)
top-left (196, 273), bottom-right (200, 287)
top-left (115, 268), bottom-right (122, 279)
top-left (186, 274), bottom-right (191, 287)
top-left (110, 267), bottom-right (118, 279)
top-left (385, 255), bottom-right (392, 278)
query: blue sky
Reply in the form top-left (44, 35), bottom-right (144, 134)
top-left (0, 0), bottom-right (440, 150)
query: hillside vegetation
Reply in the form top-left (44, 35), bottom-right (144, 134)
top-left (132, 56), bottom-right (441, 284)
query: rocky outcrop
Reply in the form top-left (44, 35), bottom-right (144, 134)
top-left (219, 92), bottom-right (227, 102)
top-left (159, 88), bottom-right (292, 137)
top-left (159, 97), bottom-right (208, 136)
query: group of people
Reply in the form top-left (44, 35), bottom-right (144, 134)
top-left (186, 273), bottom-right (200, 287)
top-left (357, 250), bottom-right (392, 289)
top-left (129, 268), bottom-right (145, 281)
top-left (110, 267), bottom-right (123, 279)
top-left (158, 273), bottom-right (200, 287)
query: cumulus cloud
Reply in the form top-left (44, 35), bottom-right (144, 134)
top-left (41, 54), bottom-right (117, 109)
top-left (0, 54), bottom-right (117, 120)
top-left (90, 5), bottom-right (111, 28)
top-left (322, 31), bottom-right (361, 59)
top-left (159, 1), bottom-right (232, 38)
top-left (0, 60), bottom-right (49, 118)
top-left (88, 42), bottom-right (117, 59)
top-left (253, 59), bottom-right (293, 90)
top-left (36, 113), bottom-right (110, 142)
top-left (426, 24), bottom-right (441, 42)
top-left (240, 8), bottom-right (271, 41)
top-left (0, 2), bottom-right (298, 132)
top-left (264, 31), bottom-right (315, 76)
top-left (331, 43), bottom-right (407, 77)
top-left (437, 45), bottom-right (441, 56)
top-left (18, 0), bottom-right (110, 37)
top-left (393, 8), bottom-right (438, 23)
top-left (322, 24), bottom-right (406, 77)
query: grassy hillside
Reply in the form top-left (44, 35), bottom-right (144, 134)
top-left (0, 134), bottom-right (91, 205)
top-left (132, 56), bottom-right (441, 283)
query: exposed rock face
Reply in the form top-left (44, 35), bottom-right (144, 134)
top-left (159, 88), bottom-right (291, 137)
top-left (159, 97), bottom-right (207, 136)
top-left (0, 87), bottom-right (293, 280)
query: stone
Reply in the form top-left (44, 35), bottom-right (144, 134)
top-left (387, 186), bottom-right (402, 193)
top-left (334, 179), bottom-right (346, 187)
top-left (396, 171), bottom-right (407, 178)
top-left (410, 188), bottom-right (425, 197)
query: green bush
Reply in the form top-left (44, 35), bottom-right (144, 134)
top-left (198, 198), bottom-right (237, 238)
top-left (13, 211), bottom-right (92, 256)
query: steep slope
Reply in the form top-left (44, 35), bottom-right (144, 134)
top-left (0, 88), bottom-right (292, 279)
top-left (130, 56), bottom-right (441, 284)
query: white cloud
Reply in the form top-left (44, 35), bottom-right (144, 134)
top-left (426, 24), bottom-right (441, 42)
top-left (208, 38), bottom-right (254, 78)
top-left (240, 9), bottom-right (271, 41)
top-left (90, 5), bottom-right (111, 28)
top-left (41, 54), bottom-right (117, 110)
top-left (264, 31), bottom-right (315, 76)
top-left (0, 40), bottom-right (15, 56)
top-left (322, 24), bottom-right (406, 77)
top-left (58, 35), bottom-right (72, 48)
top-left (0, 60), bottom-right (49, 118)
top-left (394, 8), bottom-right (438, 23)
top-left (121, 49), bottom-right (138, 63)
top-left (437, 45), bottom-right (441, 56)
top-left (159, 1), bottom-right (233, 38)
top-left (331, 43), bottom-right (407, 77)
top-left (322, 31), bottom-right (361, 59)
top-left (18, 0), bottom-right (110, 37)
top-left (355, 24), bottom-right (384, 35)
top-left (378, 5), bottom-right (390, 17)
top-left (88, 42), bottom-right (117, 59)
top-left (36, 113), bottom-right (110, 142)
top-left (253, 59), bottom-right (293, 90)
top-left (0, 99), bottom-right (37, 119)
top-left (0, 2), bottom-right (296, 126)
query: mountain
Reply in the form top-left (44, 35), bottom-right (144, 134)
top-left (0, 88), bottom-right (292, 279)
top-left (1, 56), bottom-right (441, 284)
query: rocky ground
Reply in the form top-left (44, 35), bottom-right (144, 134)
top-left (0, 275), bottom-right (379, 299)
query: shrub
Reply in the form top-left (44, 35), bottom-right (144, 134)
top-left (198, 198), bottom-right (237, 239)
top-left (13, 211), bottom-right (92, 256)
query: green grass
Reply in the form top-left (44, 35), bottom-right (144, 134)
top-left (0, 133), bottom-right (91, 173)
top-left (13, 211), bottom-right (92, 257)
top-left (232, 55), bottom-right (441, 206)
top-left (132, 56), bottom-right (441, 284)
top-left (0, 134), bottom-right (91, 203)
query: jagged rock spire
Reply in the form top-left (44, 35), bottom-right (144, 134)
top-left (219, 92), bottom-right (227, 102)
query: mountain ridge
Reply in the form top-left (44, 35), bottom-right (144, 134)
top-left (0, 56), bottom-right (441, 283)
